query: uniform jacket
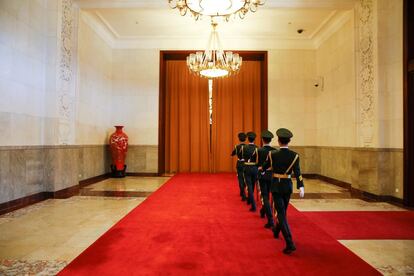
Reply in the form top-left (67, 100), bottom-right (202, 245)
top-left (242, 144), bottom-right (258, 164)
top-left (258, 145), bottom-right (276, 167)
top-left (231, 143), bottom-right (245, 169)
top-left (262, 148), bottom-right (304, 194)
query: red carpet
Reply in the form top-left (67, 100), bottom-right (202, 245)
top-left (303, 211), bottom-right (414, 240)
top-left (60, 173), bottom-right (379, 275)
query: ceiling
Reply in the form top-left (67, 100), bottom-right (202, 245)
top-left (76, 0), bottom-right (356, 49)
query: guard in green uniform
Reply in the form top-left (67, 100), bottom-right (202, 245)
top-left (257, 130), bottom-right (277, 228)
top-left (242, 132), bottom-right (258, 212)
top-left (231, 132), bottom-right (247, 201)
top-left (262, 128), bottom-right (305, 254)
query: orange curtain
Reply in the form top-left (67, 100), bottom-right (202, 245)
top-left (212, 61), bottom-right (262, 172)
top-left (165, 60), bottom-right (211, 173)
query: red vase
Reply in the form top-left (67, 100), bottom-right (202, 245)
top-left (109, 126), bottom-right (128, 177)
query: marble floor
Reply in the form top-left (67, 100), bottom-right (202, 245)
top-left (0, 176), bottom-right (413, 275)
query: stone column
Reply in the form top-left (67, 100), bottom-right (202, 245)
top-left (56, 0), bottom-right (79, 145)
top-left (355, 0), bottom-right (378, 147)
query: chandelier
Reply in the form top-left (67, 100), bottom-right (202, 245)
top-left (167, 0), bottom-right (266, 20)
top-left (186, 22), bottom-right (242, 79)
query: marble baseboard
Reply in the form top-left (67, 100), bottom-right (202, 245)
top-left (0, 145), bottom-right (111, 204)
top-left (293, 146), bottom-right (403, 199)
top-left (0, 143), bottom-right (403, 208)
top-left (0, 144), bottom-right (158, 205)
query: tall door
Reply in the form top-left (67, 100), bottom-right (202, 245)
top-left (212, 61), bottom-right (263, 172)
top-left (161, 52), bottom-right (267, 174)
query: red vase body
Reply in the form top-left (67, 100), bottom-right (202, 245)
top-left (109, 126), bottom-right (128, 176)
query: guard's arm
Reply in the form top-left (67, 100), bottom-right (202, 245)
top-left (231, 145), bottom-right (237, 156)
top-left (293, 156), bottom-right (304, 189)
top-left (261, 152), bottom-right (271, 171)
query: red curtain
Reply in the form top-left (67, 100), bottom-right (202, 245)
top-left (212, 61), bottom-right (262, 172)
top-left (164, 60), bottom-right (262, 173)
top-left (165, 61), bottom-right (211, 173)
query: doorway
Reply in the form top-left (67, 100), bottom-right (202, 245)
top-left (158, 51), bottom-right (268, 174)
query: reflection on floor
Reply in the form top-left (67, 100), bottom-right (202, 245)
top-left (290, 198), bottom-right (405, 211)
top-left (80, 177), bottom-right (170, 197)
top-left (0, 176), bottom-right (413, 275)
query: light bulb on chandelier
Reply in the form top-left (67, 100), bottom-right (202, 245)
top-left (186, 22), bottom-right (242, 79)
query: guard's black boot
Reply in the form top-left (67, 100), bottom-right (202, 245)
top-left (283, 245), bottom-right (296, 255)
top-left (249, 207), bottom-right (256, 212)
top-left (259, 208), bottom-right (265, 218)
top-left (272, 227), bottom-right (280, 239)
top-left (264, 222), bottom-right (274, 229)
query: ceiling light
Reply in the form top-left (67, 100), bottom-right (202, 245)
top-left (186, 22), bottom-right (242, 79)
top-left (168, 0), bottom-right (266, 21)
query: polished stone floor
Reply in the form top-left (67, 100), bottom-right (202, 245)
top-left (0, 176), bottom-right (413, 275)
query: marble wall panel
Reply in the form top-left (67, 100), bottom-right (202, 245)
top-left (293, 146), bottom-right (403, 199)
top-left (78, 145), bottom-right (111, 180)
top-left (43, 147), bottom-right (79, 192)
top-left (0, 144), bottom-right (404, 205)
top-left (0, 150), bottom-right (13, 203)
top-left (352, 149), bottom-right (380, 194)
top-left (24, 149), bottom-right (44, 195)
top-left (320, 147), bottom-right (353, 184)
top-left (125, 145), bottom-right (158, 173)
top-left (1, 145), bottom-right (111, 204)
top-left (291, 146), bottom-right (321, 174)
top-left (10, 150), bottom-right (29, 199)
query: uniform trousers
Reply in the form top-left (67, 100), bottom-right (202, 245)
top-left (236, 162), bottom-right (246, 199)
top-left (243, 165), bottom-right (258, 210)
top-left (272, 192), bottom-right (294, 248)
top-left (259, 175), bottom-right (274, 225)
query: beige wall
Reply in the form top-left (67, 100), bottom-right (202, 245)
top-left (376, 0), bottom-right (403, 148)
top-left (111, 49), bottom-right (159, 145)
top-left (315, 15), bottom-right (356, 147)
top-left (0, 0), bottom-right (52, 146)
top-left (268, 49), bottom-right (316, 146)
top-left (76, 13), bottom-right (113, 145)
top-left (109, 48), bottom-right (316, 146)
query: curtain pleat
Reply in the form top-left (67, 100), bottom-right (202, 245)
top-left (212, 61), bottom-right (262, 172)
top-left (165, 60), bottom-right (261, 173)
top-left (165, 61), bottom-right (210, 173)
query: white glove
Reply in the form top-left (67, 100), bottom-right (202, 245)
top-left (299, 187), bottom-right (305, 198)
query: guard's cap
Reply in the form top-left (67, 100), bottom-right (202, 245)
top-left (261, 130), bottom-right (274, 139)
top-left (238, 132), bottom-right (247, 140)
top-left (276, 128), bottom-right (293, 138)
top-left (246, 131), bottom-right (256, 139)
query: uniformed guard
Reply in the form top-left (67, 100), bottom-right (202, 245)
top-left (231, 132), bottom-right (247, 201)
top-left (262, 128), bottom-right (305, 254)
top-left (257, 130), bottom-right (277, 228)
top-left (242, 131), bottom-right (259, 212)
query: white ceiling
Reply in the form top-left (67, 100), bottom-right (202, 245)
top-left (76, 0), bottom-right (355, 49)
top-left (75, 0), bottom-right (357, 9)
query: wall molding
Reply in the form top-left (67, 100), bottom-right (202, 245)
top-left (79, 8), bottom-right (354, 50)
top-left (313, 10), bottom-right (353, 48)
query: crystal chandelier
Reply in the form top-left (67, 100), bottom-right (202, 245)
top-left (186, 22), bottom-right (242, 79)
top-left (168, 0), bottom-right (265, 21)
